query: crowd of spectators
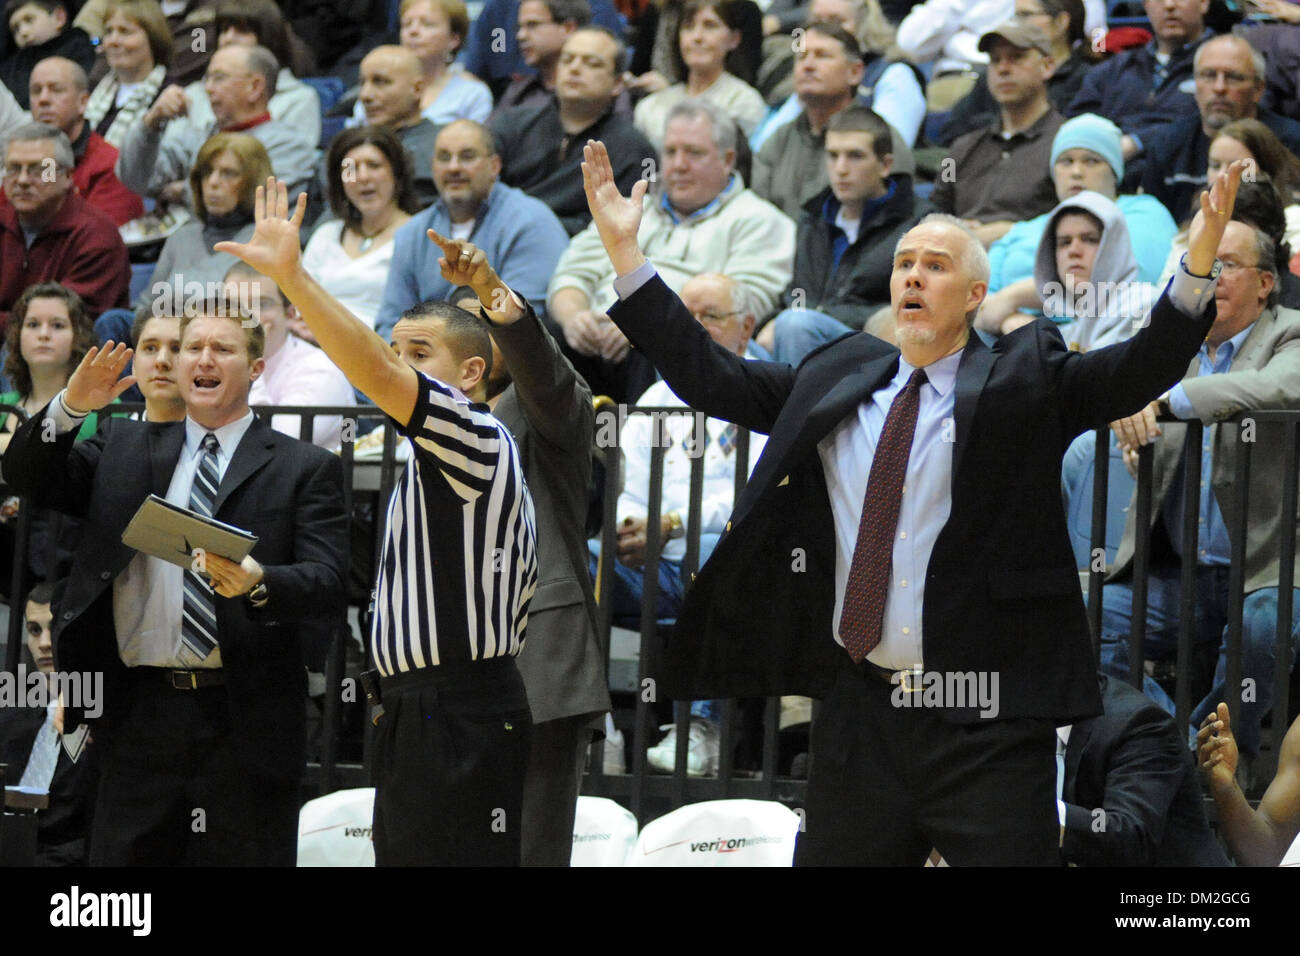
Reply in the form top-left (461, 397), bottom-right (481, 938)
top-left (4, 0), bottom-right (1300, 867)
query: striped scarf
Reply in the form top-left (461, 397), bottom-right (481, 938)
top-left (84, 63), bottom-right (167, 149)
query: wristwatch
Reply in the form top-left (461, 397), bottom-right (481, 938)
top-left (665, 511), bottom-right (685, 540)
top-left (247, 581), bottom-right (269, 608)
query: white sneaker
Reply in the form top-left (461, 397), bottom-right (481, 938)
top-left (647, 719), bottom-right (719, 776)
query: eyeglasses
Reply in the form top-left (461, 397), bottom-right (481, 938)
top-left (1219, 258), bottom-right (1264, 273)
top-left (692, 310), bottom-right (741, 323)
top-left (1194, 69), bottom-right (1256, 87)
top-left (2, 162), bottom-right (60, 181)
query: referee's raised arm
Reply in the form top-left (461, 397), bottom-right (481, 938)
top-left (215, 177), bottom-right (424, 427)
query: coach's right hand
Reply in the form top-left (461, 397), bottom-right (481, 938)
top-left (64, 342), bottom-right (137, 413)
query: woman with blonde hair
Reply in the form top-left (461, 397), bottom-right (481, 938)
top-left (135, 132), bottom-right (271, 316)
top-left (83, 0), bottom-right (171, 148)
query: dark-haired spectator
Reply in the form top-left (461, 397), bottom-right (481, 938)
top-left (1154, 125), bottom-right (1300, 308)
top-left (626, 0), bottom-right (762, 95)
top-left (352, 45), bottom-right (439, 205)
top-left (930, 21), bottom-right (1064, 247)
top-left (1199, 703), bottom-right (1300, 865)
top-left (942, 0), bottom-right (1091, 146)
top-left (459, 0), bottom-right (625, 99)
top-left (492, 26), bottom-right (656, 236)
top-left (0, 286), bottom-right (102, 601)
top-left (0, 123), bottom-right (130, 330)
top-left (115, 43), bottom-right (316, 207)
top-left (0, 579), bottom-right (99, 866)
top-left (128, 310), bottom-right (185, 420)
top-left (493, 0), bottom-right (593, 115)
top-left (0, 57), bottom-right (144, 225)
top-left (302, 126), bottom-right (420, 332)
top-left (353, 0), bottom-right (492, 128)
top-left (752, 21), bottom-right (914, 222)
top-left (1104, 218), bottom-right (1300, 788)
top-left (761, 105), bottom-right (922, 363)
top-left (375, 119), bottom-right (569, 339)
top-left (1136, 33), bottom-right (1300, 219)
top-left (752, 0), bottom-right (925, 152)
top-left (1, 0), bottom-right (94, 110)
top-left (177, 0), bottom-right (321, 148)
top-left (633, 0), bottom-right (766, 151)
top-left (0, 284), bottom-right (102, 450)
top-left (82, 0), bottom-right (171, 149)
top-left (225, 262), bottom-right (355, 448)
top-left (1060, 675), bottom-right (1230, 866)
top-left (548, 97), bottom-right (792, 402)
top-left (1067, 0), bottom-right (1211, 159)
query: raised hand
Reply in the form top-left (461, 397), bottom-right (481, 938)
top-left (426, 230), bottom-right (514, 315)
top-left (581, 140), bottom-right (648, 276)
top-left (213, 177), bottom-right (307, 285)
top-left (64, 342), bottom-right (137, 413)
top-left (1188, 158), bottom-right (1247, 277)
top-left (1197, 702), bottom-right (1239, 788)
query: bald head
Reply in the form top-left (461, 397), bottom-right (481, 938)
top-left (360, 44), bottom-right (425, 127)
top-left (681, 272), bottom-right (754, 356)
top-left (29, 57), bottom-right (90, 139)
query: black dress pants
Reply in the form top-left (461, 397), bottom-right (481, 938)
top-left (795, 662), bottom-right (1061, 866)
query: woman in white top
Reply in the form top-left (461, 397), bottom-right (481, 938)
top-left (633, 0), bottom-right (767, 151)
top-left (353, 0), bottom-right (492, 128)
top-left (301, 125), bottom-right (421, 332)
top-left (83, 0), bottom-right (170, 148)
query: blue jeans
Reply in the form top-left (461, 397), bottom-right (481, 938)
top-left (771, 308), bottom-right (853, 365)
top-left (586, 542), bottom-right (717, 723)
top-left (1099, 566), bottom-right (1300, 756)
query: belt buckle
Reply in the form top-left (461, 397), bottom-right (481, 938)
top-left (170, 670), bottom-right (198, 690)
top-left (894, 668), bottom-right (924, 693)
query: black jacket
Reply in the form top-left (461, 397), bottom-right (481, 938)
top-left (1063, 675), bottom-right (1231, 866)
top-left (2, 412), bottom-right (349, 781)
top-left (784, 174), bottom-right (922, 330)
top-left (607, 274), bottom-right (1213, 723)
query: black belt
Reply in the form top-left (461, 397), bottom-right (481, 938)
top-left (860, 659), bottom-right (925, 692)
top-left (132, 666), bottom-right (226, 690)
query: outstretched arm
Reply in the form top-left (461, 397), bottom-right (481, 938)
top-left (215, 178), bottom-right (423, 427)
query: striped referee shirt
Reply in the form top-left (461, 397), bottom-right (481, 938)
top-left (371, 372), bottom-right (538, 675)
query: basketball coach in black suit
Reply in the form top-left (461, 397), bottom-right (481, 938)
top-left (2, 307), bottom-right (348, 866)
top-left (580, 141), bottom-right (1246, 865)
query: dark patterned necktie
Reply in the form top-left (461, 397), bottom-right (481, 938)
top-left (840, 368), bottom-right (927, 663)
top-left (181, 433), bottom-right (220, 659)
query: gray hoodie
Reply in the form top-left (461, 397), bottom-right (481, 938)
top-left (1033, 190), bottom-right (1159, 351)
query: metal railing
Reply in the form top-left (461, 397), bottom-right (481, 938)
top-left (2, 402), bottom-right (1296, 822)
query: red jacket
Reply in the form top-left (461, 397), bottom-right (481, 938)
top-left (0, 131), bottom-right (143, 227)
top-left (0, 191), bottom-right (131, 331)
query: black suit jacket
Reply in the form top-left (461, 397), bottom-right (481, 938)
top-left (608, 274), bottom-right (1214, 724)
top-left (1063, 675), bottom-right (1230, 867)
top-left (2, 411), bottom-right (349, 781)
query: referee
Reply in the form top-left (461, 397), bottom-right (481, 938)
top-left (217, 179), bottom-right (539, 865)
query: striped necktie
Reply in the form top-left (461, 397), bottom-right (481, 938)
top-left (840, 368), bottom-right (927, 663)
top-left (181, 433), bottom-right (220, 659)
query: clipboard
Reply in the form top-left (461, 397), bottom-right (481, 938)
top-left (121, 494), bottom-right (258, 569)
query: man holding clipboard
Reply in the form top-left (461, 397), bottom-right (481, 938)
top-left (2, 304), bottom-right (348, 866)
